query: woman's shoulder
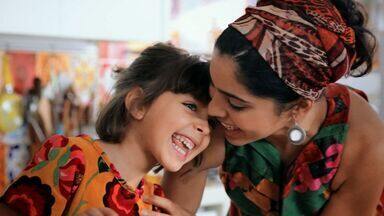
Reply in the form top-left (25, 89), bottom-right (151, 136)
top-left (338, 90), bottom-right (384, 182)
top-left (347, 89), bottom-right (384, 144)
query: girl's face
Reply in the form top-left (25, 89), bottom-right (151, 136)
top-left (209, 52), bottom-right (289, 146)
top-left (138, 92), bottom-right (210, 172)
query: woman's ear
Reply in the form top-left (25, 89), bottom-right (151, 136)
top-left (124, 87), bottom-right (147, 120)
top-left (291, 98), bottom-right (314, 120)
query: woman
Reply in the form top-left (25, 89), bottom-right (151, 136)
top-left (144, 0), bottom-right (384, 215)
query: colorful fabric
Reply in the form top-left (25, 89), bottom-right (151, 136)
top-left (0, 126), bottom-right (31, 186)
top-left (220, 84), bottom-right (384, 215)
top-left (35, 52), bottom-right (71, 86)
top-left (230, 0), bottom-right (356, 100)
top-left (0, 134), bottom-right (165, 216)
top-left (0, 143), bottom-right (7, 192)
top-left (0, 51), bottom-right (4, 91)
top-left (8, 52), bottom-right (36, 95)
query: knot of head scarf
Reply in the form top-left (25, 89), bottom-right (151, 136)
top-left (230, 0), bottom-right (356, 100)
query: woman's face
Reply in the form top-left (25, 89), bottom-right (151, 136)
top-left (209, 52), bottom-right (289, 145)
top-left (139, 92), bottom-right (210, 172)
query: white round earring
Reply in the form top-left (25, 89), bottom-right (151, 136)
top-left (288, 120), bottom-right (306, 145)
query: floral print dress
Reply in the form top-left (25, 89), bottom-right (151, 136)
top-left (220, 84), bottom-right (384, 215)
top-left (0, 134), bottom-right (165, 216)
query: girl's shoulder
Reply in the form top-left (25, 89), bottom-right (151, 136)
top-left (42, 134), bottom-right (98, 155)
top-left (25, 134), bottom-right (99, 175)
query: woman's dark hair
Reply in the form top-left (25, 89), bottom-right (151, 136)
top-left (215, 26), bottom-right (301, 112)
top-left (331, 0), bottom-right (377, 76)
top-left (214, 0), bottom-right (376, 111)
top-left (96, 43), bottom-right (210, 143)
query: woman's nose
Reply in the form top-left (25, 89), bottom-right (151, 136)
top-left (208, 92), bottom-right (226, 118)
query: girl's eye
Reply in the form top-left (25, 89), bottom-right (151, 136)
top-left (183, 103), bottom-right (197, 111)
top-left (227, 99), bottom-right (245, 111)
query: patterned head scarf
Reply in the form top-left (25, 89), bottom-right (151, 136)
top-left (230, 0), bottom-right (356, 100)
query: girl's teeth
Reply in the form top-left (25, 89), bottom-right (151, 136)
top-left (172, 143), bottom-right (186, 155)
top-left (173, 134), bottom-right (194, 150)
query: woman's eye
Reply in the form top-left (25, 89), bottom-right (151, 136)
top-left (227, 99), bottom-right (245, 111)
top-left (183, 103), bottom-right (197, 111)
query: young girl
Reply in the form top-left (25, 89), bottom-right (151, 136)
top-left (0, 43), bottom-right (211, 216)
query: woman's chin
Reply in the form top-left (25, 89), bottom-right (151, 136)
top-left (225, 135), bottom-right (261, 146)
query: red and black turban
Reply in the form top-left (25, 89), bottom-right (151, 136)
top-left (230, 0), bottom-right (356, 100)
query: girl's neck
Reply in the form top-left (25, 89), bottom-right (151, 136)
top-left (98, 127), bottom-right (158, 189)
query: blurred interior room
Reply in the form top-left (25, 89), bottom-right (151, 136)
top-left (0, 0), bottom-right (383, 215)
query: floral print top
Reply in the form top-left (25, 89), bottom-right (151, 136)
top-left (220, 84), bottom-right (384, 215)
top-left (0, 134), bottom-right (165, 216)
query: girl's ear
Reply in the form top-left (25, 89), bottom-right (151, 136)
top-left (124, 87), bottom-right (147, 120)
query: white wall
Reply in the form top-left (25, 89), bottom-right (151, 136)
top-left (168, 0), bottom-right (247, 53)
top-left (0, 0), bottom-right (168, 42)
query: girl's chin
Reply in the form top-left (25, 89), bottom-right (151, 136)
top-left (161, 159), bottom-right (184, 172)
top-left (163, 164), bottom-right (183, 172)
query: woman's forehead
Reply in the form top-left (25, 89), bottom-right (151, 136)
top-left (210, 54), bottom-right (247, 93)
top-left (210, 53), bottom-right (276, 106)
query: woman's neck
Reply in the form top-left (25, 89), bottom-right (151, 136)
top-left (98, 127), bottom-right (158, 189)
top-left (267, 96), bottom-right (328, 165)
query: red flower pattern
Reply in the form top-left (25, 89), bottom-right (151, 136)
top-left (0, 176), bottom-right (55, 216)
top-left (59, 145), bottom-right (85, 199)
top-left (294, 143), bottom-right (343, 192)
top-left (25, 135), bottom-right (69, 170)
top-left (103, 178), bottom-right (140, 216)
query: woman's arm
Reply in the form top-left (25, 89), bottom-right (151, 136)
top-left (322, 91), bottom-right (384, 215)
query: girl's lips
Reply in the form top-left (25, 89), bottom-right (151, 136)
top-left (172, 133), bottom-right (196, 150)
top-left (171, 133), bottom-right (197, 161)
top-left (171, 141), bottom-right (188, 160)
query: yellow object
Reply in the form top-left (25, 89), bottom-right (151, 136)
top-left (0, 52), bottom-right (4, 91)
top-left (0, 93), bottom-right (23, 133)
top-left (2, 54), bottom-right (12, 87)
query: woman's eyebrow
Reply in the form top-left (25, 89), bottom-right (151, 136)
top-left (210, 82), bottom-right (249, 103)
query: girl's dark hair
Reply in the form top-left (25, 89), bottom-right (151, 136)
top-left (214, 0), bottom-right (376, 110)
top-left (96, 43), bottom-right (210, 143)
